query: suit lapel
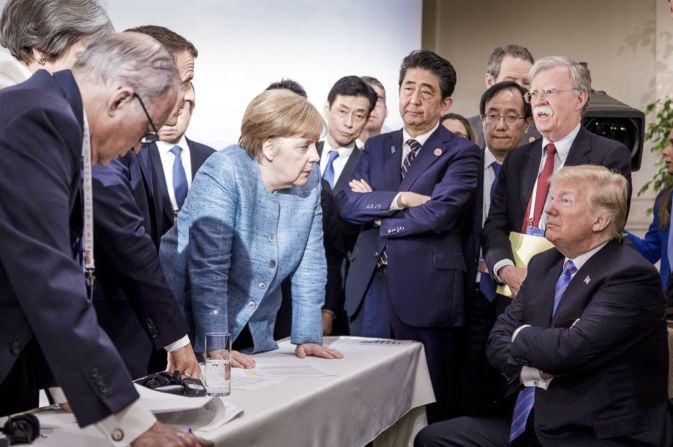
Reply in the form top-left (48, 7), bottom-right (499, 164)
top-left (551, 239), bottom-right (617, 326)
top-left (333, 144), bottom-right (361, 194)
top-left (399, 126), bottom-right (445, 191)
top-left (53, 71), bottom-right (84, 130)
top-left (146, 143), bottom-right (173, 226)
top-left (521, 142), bottom-right (542, 212)
top-left (383, 130), bottom-right (403, 189)
top-left (564, 127), bottom-right (591, 166)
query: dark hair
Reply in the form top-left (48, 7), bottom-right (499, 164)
top-left (479, 81), bottom-right (532, 118)
top-left (266, 78), bottom-right (307, 98)
top-left (658, 184), bottom-right (673, 230)
top-left (398, 50), bottom-right (456, 99)
top-left (440, 113), bottom-right (476, 142)
top-left (326, 76), bottom-right (377, 113)
top-left (486, 44), bottom-right (534, 79)
top-left (125, 25), bottom-right (198, 58)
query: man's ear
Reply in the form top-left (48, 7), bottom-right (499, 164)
top-left (324, 100), bottom-right (331, 115)
top-left (485, 73), bottom-right (495, 88)
top-left (440, 96), bottom-right (453, 115)
top-left (107, 87), bottom-right (134, 118)
top-left (592, 213), bottom-right (612, 233)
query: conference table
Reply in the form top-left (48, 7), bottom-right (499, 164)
top-left (32, 336), bottom-right (435, 446)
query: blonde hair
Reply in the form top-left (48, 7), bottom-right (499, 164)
top-left (239, 89), bottom-right (325, 158)
top-left (550, 165), bottom-right (628, 239)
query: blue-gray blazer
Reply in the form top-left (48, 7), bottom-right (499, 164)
top-left (160, 146), bottom-right (325, 353)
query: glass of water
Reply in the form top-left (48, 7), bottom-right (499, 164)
top-left (204, 332), bottom-right (231, 396)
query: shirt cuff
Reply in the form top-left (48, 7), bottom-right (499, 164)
top-left (511, 324), bottom-right (531, 342)
top-left (164, 335), bottom-right (190, 352)
top-left (520, 365), bottom-right (553, 390)
top-left (493, 259), bottom-right (515, 283)
top-left (47, 387), bottom-right (67, 404)
top-left (96, 398), bottom-right (157, 445)
top-left (390, 192), bottom-right (403, 211)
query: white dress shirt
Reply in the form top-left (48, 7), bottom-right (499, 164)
top-left (319, 139), bottom-right (355, 184)
top-left (157, 136), bottom-right (193, 213)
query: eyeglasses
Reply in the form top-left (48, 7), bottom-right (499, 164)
top-left (133, 93), bottom-right (159, 144)
top-left (523, 88), bottom-right (578, 103)
top-left (482, 113), bottom-right (525, 126)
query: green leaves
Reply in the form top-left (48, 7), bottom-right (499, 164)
top-left (639, 97), bottom-right (673, 205)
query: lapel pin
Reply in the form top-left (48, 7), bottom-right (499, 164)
top-left (433, 148), bottom-right (442, 157)
top-left (390, 146), bottom-right (396, 154)
top-left (583, 275), bottom-right (590, 285)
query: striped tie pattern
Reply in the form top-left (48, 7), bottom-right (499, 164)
top-left (509, 259), bottom-right (577, 442)
top-left (377, 139), bottom-right (423, 267)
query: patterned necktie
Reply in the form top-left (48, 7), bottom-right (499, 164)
top-left (509, 259), bottom-right (576, 442)
top-left (322, 150), bottom-right (340, 188)
top-left (170, 145), bottom-right (188, 210)
top-left (402, 138), bottom-right (422, 178)
top-left (521, 143), bottom-right (556, 232)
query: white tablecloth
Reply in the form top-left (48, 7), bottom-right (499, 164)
top-left (33, 336), bottom-right (435, 447)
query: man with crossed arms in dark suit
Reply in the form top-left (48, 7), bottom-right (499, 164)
top-left (416, 165), bottom-right (672, 446)
top-left (337, 50), bottom-right (480, 422)
top-left (482, 56), bottom-right (631, 300)
top-left (0, 33), bottom-right (207, 446)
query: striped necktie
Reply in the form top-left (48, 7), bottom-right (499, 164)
top-left (402, 138), bottom-right (422, 178)
top-left (509, 259), bottom-right (576, 442)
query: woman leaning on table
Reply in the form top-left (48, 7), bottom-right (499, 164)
top-left (160, 89), bottom-right (343, 367)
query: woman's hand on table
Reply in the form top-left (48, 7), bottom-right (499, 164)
top-left (231, 350), bottom-right (256, 369)
top-left (295, 343), bottom-right (343, 359)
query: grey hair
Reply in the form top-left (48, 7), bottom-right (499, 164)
top-left (0, 0), bottom-right (114, 64)
top-left (486, 44), bottom-right (534, 79)
top-left (550, 165), bottom-right (628, 240)
top-left (529, 56), bottom-right (592, 112)
top-left (72, 33), bottom-right (180, 109)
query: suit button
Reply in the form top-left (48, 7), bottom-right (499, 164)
top-left (269, 260), bottom-right (276, 268)
top-left (268, 234), bottom-right (275, 242)
top-left (9, 342), bottom-right (20, 355)
top-left (258, 282), bottom-right (266, 289)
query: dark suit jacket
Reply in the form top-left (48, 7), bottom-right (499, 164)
top-left (482, 126), bottom-right (632, 278)
top-left (144, 138), bottom-right (215, 238)
top-left (317, 141), bottom-right (362, 316)
top-left (337, 126), bottom-right (480, 327)
top-left (92, 157), bottom-right (188, 377)
top-left (0, 70), bottom-right (137, 426)
top-left (487, 239), bottom-right (672, 445)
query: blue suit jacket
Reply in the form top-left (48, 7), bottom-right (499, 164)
top-left (0, 70), bottom-right (137, 426)
top-left (336, 125), bottom-right (480, 327)
top-left (626, 190), bottom-right (670, 288)
top-left (160, 146), bottom-right (325, 353)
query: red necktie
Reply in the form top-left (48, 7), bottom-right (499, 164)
top-left (521, 143), bottom-right (556, 232)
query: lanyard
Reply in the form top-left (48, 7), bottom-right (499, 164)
top-left (81, 116), bottom-right (95, 299)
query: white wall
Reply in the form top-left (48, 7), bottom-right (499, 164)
top-left (103, 0), bottom-right (422, 148)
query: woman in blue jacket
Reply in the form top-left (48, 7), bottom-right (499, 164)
top-left (627, 130), bottom-right (673, 289)
top-left (160, 89), bottom-right (342, 367)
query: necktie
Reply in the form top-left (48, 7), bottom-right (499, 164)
top-left (170, 145), bottom-right (188, 210)
top-left (490, 161), bottom-right (501, 199)
top-left (402, 138), bottom-right (422, 178)
top-left (521, 143), bottom-right (556, 232)
top-left (377, 138), bottom-right (423, 267)
top-left (509, 259), bottom-right (576, 441)
top-left (322, 150), bottom-right (340, 188)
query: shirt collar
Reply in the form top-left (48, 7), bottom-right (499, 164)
top-left (403, 122), bottom-right (440, 147)
top-left (566, 240), bottom-right (609, 272)
top-left (156, 135), bottom-right (189, 155)
top-left (323, 138), bottom-right (355, 156)
top-left (541, 123), bottom-right (581, 164)
top-left (483, 147), bottom-right (498, 170)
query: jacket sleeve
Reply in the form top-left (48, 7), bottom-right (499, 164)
top-left (0, 106), bottom-right (137, 426)
top-left (625, 192), bottom-right (663, 263)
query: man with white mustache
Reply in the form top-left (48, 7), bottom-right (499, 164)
top-left (481, 56), bottom-right (631, 298)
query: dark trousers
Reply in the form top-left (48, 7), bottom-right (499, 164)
top-left (0, 339), bottom-right (54, 417)
top-left (349, 267), bottom-right (392, 338)
top-left (461, 286), bottom-right (511, 414)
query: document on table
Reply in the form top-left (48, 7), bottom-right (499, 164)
top-left (328, 336), bottom-right (409, 352)
top-left (232, 367), bottom-right (285, 391)
top-left (253, 359), bottom-right (337, 378)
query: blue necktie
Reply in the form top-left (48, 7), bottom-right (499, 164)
top-left (402, 139), bottom-right (422, 178)
top-left (322, 150), bottom-right (340, 188)
top-left (509, 259), bottom-right (576, 442)
top-left (170, 145), bottom-right (188, 210)
top-left (478, 162), bottom-right (503, 302)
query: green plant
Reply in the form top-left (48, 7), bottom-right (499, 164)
top-left (639, 97), bottom-right (673, 198)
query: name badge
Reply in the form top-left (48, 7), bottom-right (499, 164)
top-left (525, 226), bottom-right (545, 238)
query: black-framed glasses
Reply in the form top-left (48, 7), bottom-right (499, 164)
top-left (482, 113), bottom-right (525, 126)
top-left (523, 88), bottom-right (579, 104)
top-left (133, 93), bottom-right (159, 144)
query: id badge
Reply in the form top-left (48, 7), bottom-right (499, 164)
top-left (525, 226), bottom-right (545, 237)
